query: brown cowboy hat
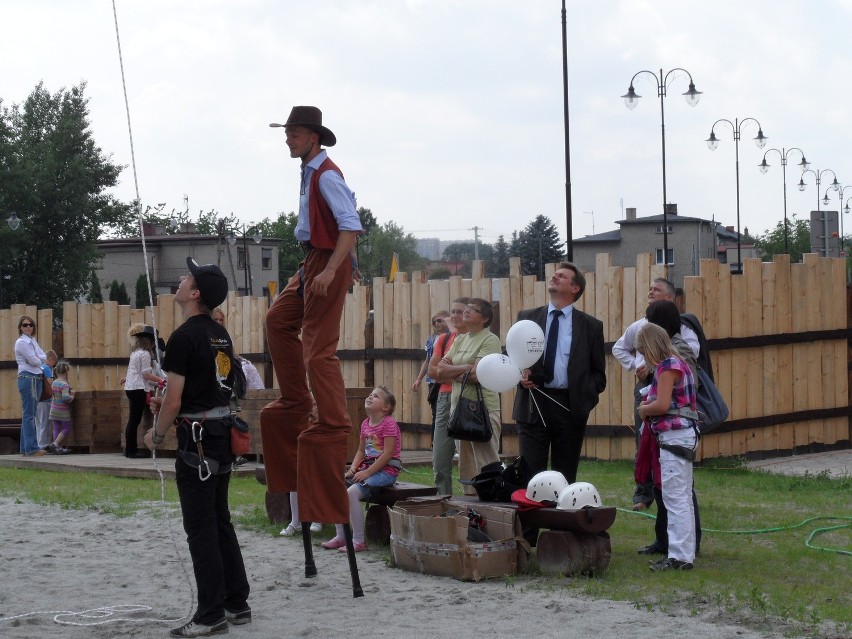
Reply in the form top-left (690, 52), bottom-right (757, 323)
top-left (269, 106), bottom-right (336, 147)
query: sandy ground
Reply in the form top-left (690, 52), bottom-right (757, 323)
top-left (0, 497), bottom-right (811, 639)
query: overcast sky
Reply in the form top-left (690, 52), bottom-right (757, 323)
top-left (4, 0), bottom-right (852, 248)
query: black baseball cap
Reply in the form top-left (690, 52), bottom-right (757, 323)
top-left (186, 257), bottom-right (228, 309)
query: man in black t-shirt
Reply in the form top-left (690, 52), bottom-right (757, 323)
top-left (145, 257), bottom-right (250, 638)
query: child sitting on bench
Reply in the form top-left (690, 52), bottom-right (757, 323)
top-left (321, 386), bottom-right (402, 552)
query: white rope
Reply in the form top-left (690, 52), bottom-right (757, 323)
top-left (111, 0), bottom-right (197, 625)
top-left (0, 605), bottom-right (183, 627)
top-left (2, 2), bottom-right (201, 631)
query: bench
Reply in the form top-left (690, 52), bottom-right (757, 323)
top-left (254, 465), bottom-right (437, 543)
top-left (451, 495), bottom-right (617, 576)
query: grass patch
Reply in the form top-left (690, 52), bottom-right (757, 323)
top-left (0, 459), bottom-right (849, 637)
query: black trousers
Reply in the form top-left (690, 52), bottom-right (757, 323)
top-left (176, 457), bottom-right (250, 624)
top-left (518, 390), bottom-right (587, 484)
top-left (124, 389), bottom-right (147, 456)
top-left (653, 484), bottom-right (702, 554)
top-left (427, 382), bottom-right (439, 443)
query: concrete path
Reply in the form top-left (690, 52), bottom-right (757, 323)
top-left (2, 447), bottom-right (849, 479)
top-left (745, 448), bottom-right (851, 478)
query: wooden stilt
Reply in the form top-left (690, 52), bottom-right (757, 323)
top-left (342, 523), bottom-right (364, 598)
top-left (301, 522), bottom-right (317, 578)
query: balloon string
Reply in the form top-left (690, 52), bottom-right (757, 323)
top-left (531, 387), bottom-right (571, 412)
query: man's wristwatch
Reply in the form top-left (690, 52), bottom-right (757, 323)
top-left (151, 429), bottom-right (165, 444)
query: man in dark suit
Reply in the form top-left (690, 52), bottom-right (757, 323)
top-left (511, 262), bottom-right (606, 483)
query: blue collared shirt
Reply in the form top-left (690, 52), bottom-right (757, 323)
top-left (295, 150), bottom-right (362, 241)
top-left (544, 302), bottom-right (573, 389)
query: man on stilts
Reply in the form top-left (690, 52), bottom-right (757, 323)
top-left (261, 106), bottom-right (363, 589)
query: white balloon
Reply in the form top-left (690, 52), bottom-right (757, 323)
top-left (476, 353), bottom-right (522, 393)
top-left (505, 320), bottom-right (545, 370)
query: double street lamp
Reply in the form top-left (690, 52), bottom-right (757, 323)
top-left (1, 212), bottom-right (23, 308)
top-left (758, 147), bottom-right (809, 254)
top-left (822, 184), bottom-right (852, 260)
top-left (622, 68), bottom-right (703, 267)
top-left (227, 224), bottom-right (263, 296)
top-left (798, 168), bottom-right (840, 257)
top-left (706, 117), bottom-right (767, 273)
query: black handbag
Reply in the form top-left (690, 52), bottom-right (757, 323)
top-left (447, 371), bottom-right (493, 442)
top-left (426, 382), bottom-right (440, 405)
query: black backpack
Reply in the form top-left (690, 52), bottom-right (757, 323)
top-left (680, 313), bottom-right (714, 381)
top-left (229, 353), bottom-right (247, 400)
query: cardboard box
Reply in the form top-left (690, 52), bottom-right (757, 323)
top-left (389, 497), bottom-right (528, 581)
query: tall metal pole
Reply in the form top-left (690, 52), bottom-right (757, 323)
top-left (708, 117), bottom-right (765, 273)
top-left (657, 69), bottom-right (669, 267)
top-left (734, 119), bottom-right (742, 271)
top-left (243, 234), bottom-right (250, 295)
top-left (760, 147), bottom-right (807, 256)
top-left (624, 68), bottom-right (701, 273)
top-left (781, 151), bottom-right (789, 254)
top-left (561, 0), bottom-right (573, 261)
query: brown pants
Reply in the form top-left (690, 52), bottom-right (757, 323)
top-left (260, 248), bottom-right (352, 523)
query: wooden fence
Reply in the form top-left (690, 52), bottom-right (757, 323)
top-left (1, 254), bottom-right (849, 460)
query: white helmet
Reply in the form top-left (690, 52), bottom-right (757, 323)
top-left (556, 482), bottom-right (602, 511)
top-left (525, 471), bottom-right (569, 504)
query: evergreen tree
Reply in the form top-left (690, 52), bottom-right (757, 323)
top-left (89, 271), bottom-right (103, 303)
top-left (490, 234), bottom-right (511, 278)
top-left (512, 215), bottom-right (564, 279)
top-left (108, 280), bottom-right (130, 305)
top-left (135, 273), bottom-right (153, 309)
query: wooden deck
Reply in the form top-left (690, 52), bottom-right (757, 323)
top-left (0, 449), bottom-right (435, 480)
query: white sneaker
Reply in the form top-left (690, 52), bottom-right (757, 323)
top-left (310, 522), bottom-right (322, 533)
top-left (279, 522), bottom-right (298, 537)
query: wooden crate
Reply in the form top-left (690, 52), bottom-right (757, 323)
top-left (68, 390), bottom-right (125, 453)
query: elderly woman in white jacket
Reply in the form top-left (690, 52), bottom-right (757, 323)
top-left (14, 315), bottom-right (47, 456)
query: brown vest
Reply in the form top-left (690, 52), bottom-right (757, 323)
top-left (308, 157), bottom-right (344, 249)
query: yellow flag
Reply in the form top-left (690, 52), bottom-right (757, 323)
top-left (388, 252), bottom-right (399, 282)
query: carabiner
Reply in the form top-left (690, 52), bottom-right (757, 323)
top-left (191, 421), bottom-right (204, 443)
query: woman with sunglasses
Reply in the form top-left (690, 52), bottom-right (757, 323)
top-left (15, 315), bottom-right (48, 456)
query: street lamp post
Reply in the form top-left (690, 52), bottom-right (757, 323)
top-left (844, 195), bottom-right (852, 270)
top-left (822, 184), bottom-right (852, 261)
top-left (1, 212), bottom-right (22, 308)
top-left (227, 224), bottom-right (263, 296)
top-left (758, 147), bottom-right (809, 254)
top-left (622, 68), bottom-right (703, 270)
top-left (798, 169), bottom-right (840, 257)
top-left (706, 117), bottom-right (768, 273)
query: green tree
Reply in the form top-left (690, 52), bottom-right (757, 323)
top-left (442, 241), bottom-right (493, 264)
top-left (489, 235), bottom-right (511, 278)
top-left (0, 82), bottom-right (131, 311)
top-left (428, 267), bottom-right (452, 280)
top-left (135, 273), bottom-right (153, 309)
top-left (108, 280), bottom-right (130, 305)
top-left (88, 271), bottom-right (103, 303)
top-left (358, 207), bottom-right (378, 235)
top-left (358, 219), bottom-right (427, 283)
top-left (753, 215), bottom-right (811, 263)
top-left (511, 215), bottom-right (564, 279)
top-left (255, 211), bottom-right (301, 284)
